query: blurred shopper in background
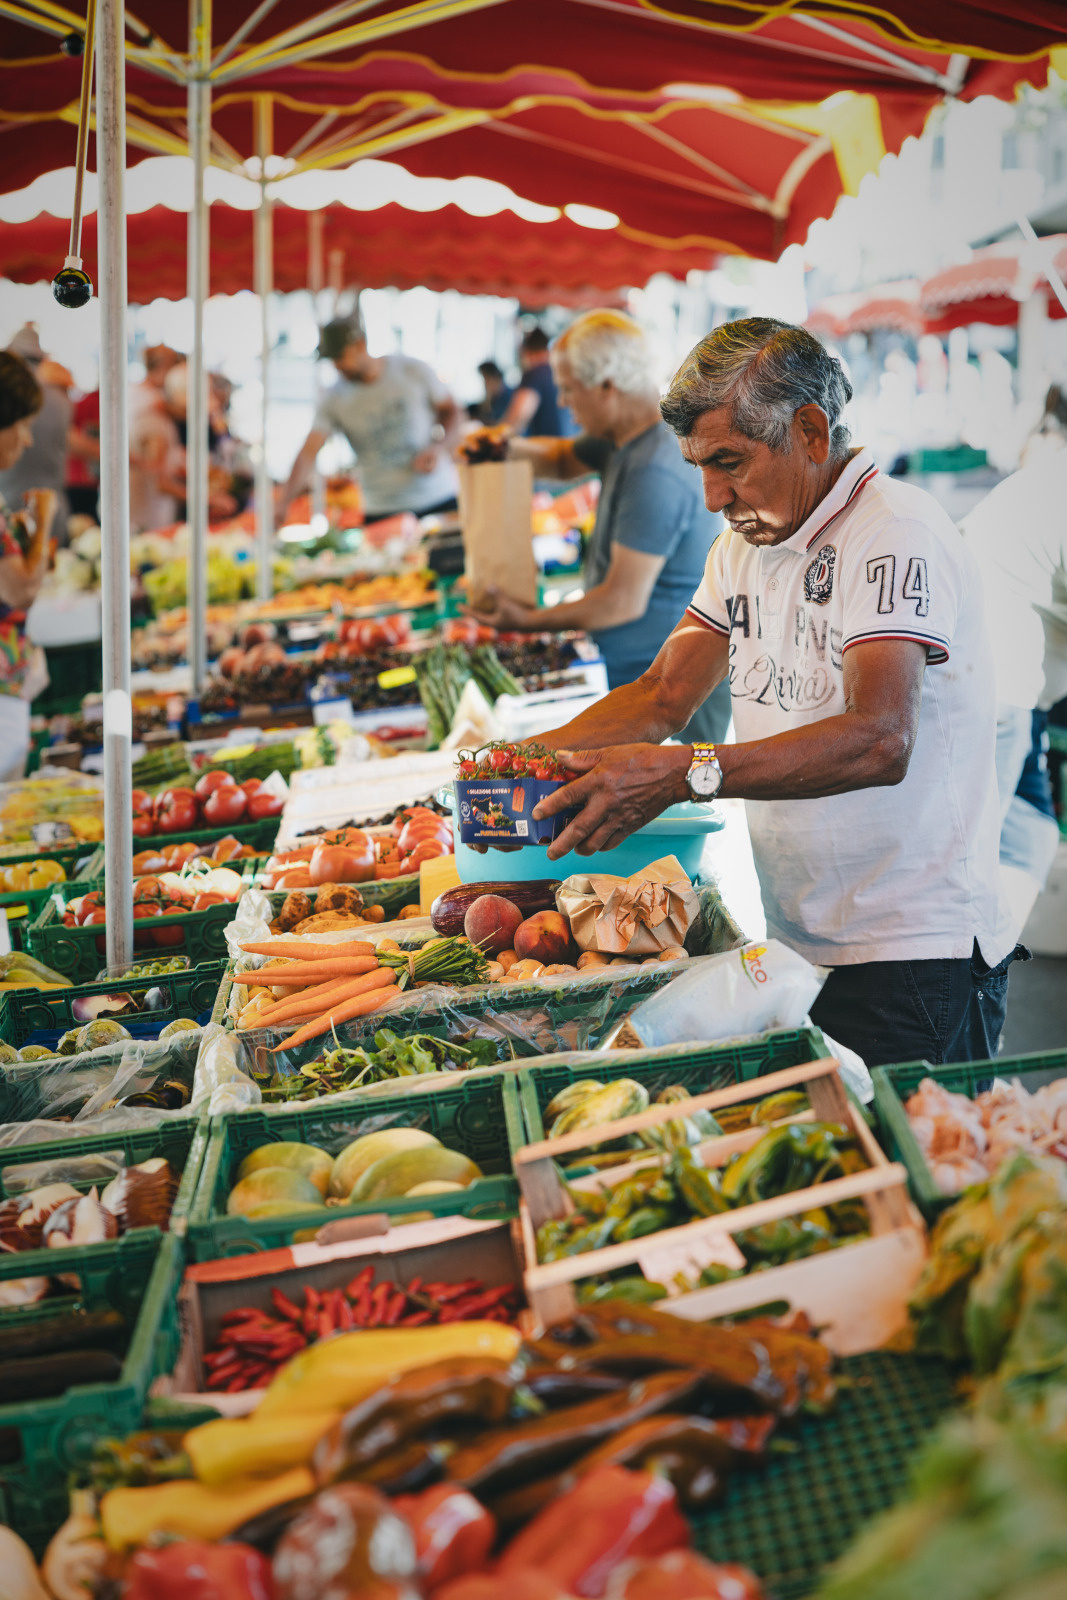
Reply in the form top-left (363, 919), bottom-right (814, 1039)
top-left (501, 326), bottom-right (571, 437)
top-left (66, 386), bottom-right (100, 524)
top-left (471, 360), bottom-right (513, 425)
top-left (0, 352), bottom-right (56, 778)
top-left (279, 315), bottom-right (461, 523)
top-left (0, 327), bottom-right (72, 545)
top-left (469, 309), bottom-right (731, 744)
top-left (129, 344), bottom-right (182, 429)
top-left (960, 412), bottom-right (1067, 933)
top-left (129, 364), bottom-right (183, 532)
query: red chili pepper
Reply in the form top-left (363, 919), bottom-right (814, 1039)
top-left (430, 1279), bottom-right (482, 1303)
top-left (498, 1466), bottom-right (689, 1595)
top-left (407, 1276), bottom-right (423, 1297)
top-left (328, 1288), bottom-right (345, 1323)
top-left (368, 1281), bottom-right (392, 1325)
top-left (337, 1296), bottom-right (355, 1332)
top-left (384, 1289), bottom-right (407, 1326)
top-left (271, 1288), bottom-right (302, 1323)
top-left (220, 1308), bottom-right (265, 1327)
top-left (317, 1308), bottom-right (335, 1340)
top-left (303, 1285), bottom-right (321, 1313)
top-left (398, 1310), bottom-right (435, 1327)
top-left (353, 1284), bottom-right (373, 1326)
top-left (345, 1266), bottom-right (374, 1299)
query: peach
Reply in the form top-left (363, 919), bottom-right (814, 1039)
top-left (464, 894), bottom-right (525, 955)
top-left (514, 909), bottom-right (572, 966)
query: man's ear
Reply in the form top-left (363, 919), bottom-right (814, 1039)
top-left (794, 403), bottom-right (832, 464)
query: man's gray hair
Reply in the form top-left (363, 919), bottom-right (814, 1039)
top-left (660, 317), bottom-right (853, 458)
top-left (552, 310), bottom-right (658, 398)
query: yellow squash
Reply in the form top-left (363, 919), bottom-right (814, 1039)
top-left (185, 1409), bottom-right (340, 1487)
top-left (100, 1466), bottom-right (315, 1551)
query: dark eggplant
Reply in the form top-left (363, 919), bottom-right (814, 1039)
top-left (0, 1348), bottom-right (122, 1403)
top-left (430, 881), bottom-right (561, 937)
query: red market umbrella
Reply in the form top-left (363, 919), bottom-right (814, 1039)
top-left (920, 237), bottom-right (1067, 331)
top-left (0, 198), bottom-right (720, 302)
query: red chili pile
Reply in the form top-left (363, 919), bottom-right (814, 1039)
top-left (203, 1269), bottom-right (522, 1393)
top-left (455, 742), bottom-right (568, 782)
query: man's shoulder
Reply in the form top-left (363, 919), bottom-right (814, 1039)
top-left (840, 469), bottom-right (964, 555)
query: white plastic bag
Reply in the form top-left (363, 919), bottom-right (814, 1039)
top-left (225, 887), bottom-right (274, 960)
top-left (190, 1022), bottom-right (261, 1115)
top-left (629, 939), bottom-right (826, 1048)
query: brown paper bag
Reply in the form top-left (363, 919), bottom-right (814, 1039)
top-left (556, 855), bottom-right (700, 957)
top-left (458, 458), bottom-right (537, 608)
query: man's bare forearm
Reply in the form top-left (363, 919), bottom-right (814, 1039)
top-left (538, 673), bottom-right (686, 751)
top-left (507, 436), bottom-right (585, 480)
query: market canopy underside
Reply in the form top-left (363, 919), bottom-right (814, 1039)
top-left (0, 198), bottom-right (722, 303)
top-left (0, 1), bottom-right (1057, 258)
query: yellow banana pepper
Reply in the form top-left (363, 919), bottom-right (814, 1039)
top-left (185, 1409), bottom-right (340, 1487)
top-left (100, 1466), bottom-right (315, 1551)
top-left (257, 1323), bottom-right (522, 1418)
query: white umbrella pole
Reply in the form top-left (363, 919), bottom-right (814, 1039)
top-left (97, 0), bottom-right (134, 967)
top-left (254, 95), bottom-right (274, 602)
top-left (187, 0), bottom-right (211, 695)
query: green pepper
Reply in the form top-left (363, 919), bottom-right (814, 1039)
top-left (615, 1206), bottom-right (672, 1242)
top-left (752, 1090), bottom-right (809, 1125)
top-left (668, 1147), bottom-right (730, 1216)
top-left (576, 1277), bottom-right (668, 1307)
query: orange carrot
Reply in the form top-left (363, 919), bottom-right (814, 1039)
top-left (256, 969), bottom-right (393, 1025)
top-left (241, 940), bottom-right (376, 961)
top-left (252, 957), bottom-right (381, 985)
top-left (269, 972), bottom-right (398, 1052)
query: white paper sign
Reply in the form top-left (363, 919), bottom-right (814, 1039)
top-left (637, 1227), bottom-right (747, 1295)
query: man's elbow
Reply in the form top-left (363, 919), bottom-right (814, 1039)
top-left (870, 726), bottom-right (915, 786)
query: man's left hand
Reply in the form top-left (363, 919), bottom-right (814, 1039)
top-left (467, 584), bottom-right (538, 631)
top-left (534, 743), bottom-right (692, 859)
top-left (412, 448), bottom-right (439, 474)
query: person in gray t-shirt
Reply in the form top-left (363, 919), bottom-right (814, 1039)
top-left (467, 310), bottom-right (730, 743)
top-left (279, 316), bottom-right (461, 522)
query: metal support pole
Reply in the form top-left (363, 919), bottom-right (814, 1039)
top-left (254, 95), bottom-right (274, 601)
top-left (307, 209), bottom-right (326, 527)
top-left (187, 0), bottom-right (211, 695)
top-left (97, 0), bottom-right (133, 967)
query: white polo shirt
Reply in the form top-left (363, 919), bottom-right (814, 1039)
top-left (687, 448), bottom-right (1013, 968)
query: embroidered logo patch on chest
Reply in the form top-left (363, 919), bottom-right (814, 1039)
top-left (803, 544), bottom-right (836, 605)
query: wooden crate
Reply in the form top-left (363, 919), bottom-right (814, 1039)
top-left (514, 1058), bottom-right (927, 1354)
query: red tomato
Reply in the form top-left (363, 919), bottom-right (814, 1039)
top-left (309, 837), bottom-right (375, 885)
top-left (132, 851), bottom-right (169, 876)
top-left (401, 839), bottom-right (449, 872)
top-left (239, 778), bottom-right (262, 796)
top-left (272, 867), bottom-right (313, 890)
top-left (203, 785), bottom-right (248, 826)
top-left (132, 814), bottom-right (154, 838)
top-left (194, 770), bottom-right (237, 800)
top-left (375, 861), bottom-right (403, 879)
top-left (133, 876), bottom-right (165, 901)
top-left (76, 891), bottom-right (105, 925)
top-left (164, 841), bottom-right (198, 868)
top-left (397, 818), bottom-right (452, 857)
top-left (82, 907), bottom-right (108, 926)
top-left (457, 759), bottom-right (476, 778)
top-left (488, 749), bottom-right (511, 772)
top-left (391, 806), bottom-right (439, 839)
top-left (191, 891), bottom-right (227, 911)
top-left (131, 789), bottom-right (155, 817)
top-left (155, 787), bottom-right (200, 834)
top-left (246, 790), bottom-right (284, 820)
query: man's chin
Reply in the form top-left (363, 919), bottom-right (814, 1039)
top-left (732, 522), bottom-right (777, 545)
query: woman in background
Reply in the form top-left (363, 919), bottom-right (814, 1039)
top-left (0, 352), bottom-right (56, 779)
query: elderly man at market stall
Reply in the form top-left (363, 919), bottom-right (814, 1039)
top-left (470, 309), bottom-right (731, 743)
top-left (530, 317), bottom-right (1022, 1068)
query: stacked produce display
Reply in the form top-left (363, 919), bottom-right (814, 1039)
top-left (7, 572), bottom-right (1065, 1600)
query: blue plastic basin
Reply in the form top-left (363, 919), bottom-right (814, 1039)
top-left (439, 788), bottom-right (724, 883)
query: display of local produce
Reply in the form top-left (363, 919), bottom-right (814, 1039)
top-left (0, 1158), bottom-right (179, 1264)
top-left (0, 773), bottom-right (104, 846)
top-left (202, 1271), bottom-right (524, 1391)
top-left (132, 769), bottom-right (284, 834)
top-left (261, 806), bottom-right (452, 888)
top-left (903, 1072), bottom-right (1067, 1193)
top-left (0, 856), bottom-right (67, 893)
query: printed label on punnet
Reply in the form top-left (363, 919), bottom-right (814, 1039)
top-left (454, 778), bottom-right (575, 846)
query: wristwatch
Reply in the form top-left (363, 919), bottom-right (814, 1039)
top-left (686, 742), bottom-right (724, 803)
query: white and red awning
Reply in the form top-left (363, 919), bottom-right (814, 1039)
top-left (920, 237), bottom-right (1067, 330)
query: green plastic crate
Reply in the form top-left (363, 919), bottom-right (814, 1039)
top-left (0, 1020), bottom-right (202, 1126)
top-left (516, 1027), bottom-right (831, 1143)
top-left (27, 885), bottom-right (239, 986)
top-left (188, 1070), bottom-right (525, 1259)
top-left (260, 876), bottom-right (422, 916)
top-left (32, 640), bottom-right (103, 715)
top-left (0, 1229), bottom-right (183, 1556)
top-left (89, 815), bottom-right (282, 866)
top-left (872, 1048), bottom-right (1067, 1218)
top-left (691, 1350), bottom-right (960, 1599)
top-left (0, 1116), bottom-right (208, 1259)
top-left (0, 959), bottom-right (226, 1049)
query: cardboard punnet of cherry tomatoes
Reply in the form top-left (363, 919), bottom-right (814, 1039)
top-left (454, 743), bottom-right (576, 846)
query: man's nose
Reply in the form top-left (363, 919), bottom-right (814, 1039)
top-left (700, 468), bottom-right (732, 515)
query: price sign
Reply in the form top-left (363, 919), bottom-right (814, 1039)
top-left (637, 1227), bottom-right (746, 1295)
top-left (31, 822), bottom-right (76, 846)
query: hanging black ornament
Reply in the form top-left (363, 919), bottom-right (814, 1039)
top-left (52, 265), bottom-right (94, 309)
top-left (60, 31), bottom-right (84, 57)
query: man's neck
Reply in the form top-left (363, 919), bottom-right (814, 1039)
top-left (607, 397), bottom-right (662, 450)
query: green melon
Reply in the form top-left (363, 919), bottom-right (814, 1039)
top-left (236, 1142), bottom-right (333, 1197)
top-left (329, 1129), bottom-right (440, 1200)
top-left (352, 1146), bottom-right (482, 1202)
top-left (226, 1167), bottom-right (326, 1217)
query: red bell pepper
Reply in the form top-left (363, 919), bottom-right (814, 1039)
top-left (607, 1549), bottom-right (766, 1599)
top-left (122, 1541), bottom-right (275, 1600)
top-left (497, 1466), bottom-right (689, 1598)
top-left (393, 1483), bottom-right (496, 1591)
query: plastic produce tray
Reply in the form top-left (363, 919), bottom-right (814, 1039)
top-left (872, 1047), bottom-right (1067, 1217)
top-left (187, 1070), bottom-right (525, 1259)
top-left (0, 1116), bottom-right (208, 1256)
top-left (0, 1230), bottom-right (183, 1556)
top-left (691, 1350), bottom-right (960, 1599)
top-left (80, 815), bottom-right (282, 871)
top-left (0, 1023), bottom-right (202, 1126)
top-left (516, 1027), bottom-right (832, 1142)
top-left (0, 959), bottom-right (226, 1049)
top-left (27, 885), bottom-right (239, 985)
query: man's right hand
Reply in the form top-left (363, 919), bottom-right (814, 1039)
top-left (458, 425), bottom-right (511, 463)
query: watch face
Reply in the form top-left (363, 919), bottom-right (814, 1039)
top-left (688, 761), bottom-right (721, 800)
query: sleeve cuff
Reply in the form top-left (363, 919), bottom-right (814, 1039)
top-left (842, 629), bottom-right (949, 665)
top-left (686, 602), bottom-right (729, 635)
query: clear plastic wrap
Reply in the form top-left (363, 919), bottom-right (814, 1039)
top-left (0, 1027), bottom-right (202, 1128)
top-left (224, 888), bottom-right (275, 960)
top-left (191, 1022), bottom-right (261, 1116)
